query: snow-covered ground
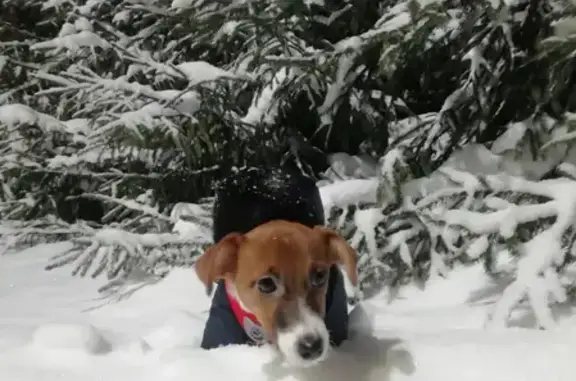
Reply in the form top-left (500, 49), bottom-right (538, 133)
top-left (1, 241), bottom-right (575, 381)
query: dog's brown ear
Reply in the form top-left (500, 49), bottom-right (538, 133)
top-left (314, 226), bottom-right (358, 286)
top-left (195, 232), bottom-right (244, 295)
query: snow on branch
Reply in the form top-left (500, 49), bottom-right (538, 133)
top-left (29, 58), bottom-right (251, 141)
top-left (429, 169), bottom-right (576, 329)
top-left (0, 103), bottom-right (67, 132)
top-left (0, 218), bottom-right (94, 254)
top-left (325, 153), bottom-right (576, 328)
top-left (31, 30), bottom-right (111, 52)
top-left (45, 227), bottom-right (208, 293)
top-left (46, 201), bottom-right (212, 293)
top-left (0, 194), bottom-right (214, 294)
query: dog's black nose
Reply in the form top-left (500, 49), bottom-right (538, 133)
top-left (296, 333), bottom-right (324, 360)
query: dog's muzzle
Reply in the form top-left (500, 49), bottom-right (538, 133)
top-left (275, 299), bottom-right (330, 367)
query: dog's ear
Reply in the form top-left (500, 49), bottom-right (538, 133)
top-left (314, 226), bottom-right (358, 286)
top-left (195, 232), bottom-right (244, 295)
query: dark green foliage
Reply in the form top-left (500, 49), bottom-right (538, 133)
top-left (2, 0), bottom-right (576, 224)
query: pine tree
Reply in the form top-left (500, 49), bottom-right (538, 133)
top-left (2, 0), bottom-right (576, 326)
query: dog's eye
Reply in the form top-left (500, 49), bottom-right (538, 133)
top-left (309, 268), bottom-right (328, 288)
top-left (257, 276), bottom-right (278, 294)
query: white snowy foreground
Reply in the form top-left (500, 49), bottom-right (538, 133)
top-left (1, 243), bottom-right (576, 381)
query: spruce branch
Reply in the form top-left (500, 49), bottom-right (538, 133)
top-left (44, 227), bottom-right (209, 293)
top-left (326, 150), bottom-right (576, 329)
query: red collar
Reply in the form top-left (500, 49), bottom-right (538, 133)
top-left (224, 282), bottom-right (270, 345)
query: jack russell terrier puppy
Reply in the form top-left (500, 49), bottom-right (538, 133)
top-left (195, 167), bottom-right (357, 367)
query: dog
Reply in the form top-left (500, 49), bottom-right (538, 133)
top-left (195, 167), bottom-right (358, 367)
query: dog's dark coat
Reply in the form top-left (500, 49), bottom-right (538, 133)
top-left (201, 167), bottom-right (350, 349)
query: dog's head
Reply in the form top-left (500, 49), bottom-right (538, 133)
top-left (195, 220), bottom-right (357, 367)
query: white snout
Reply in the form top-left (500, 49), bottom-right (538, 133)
top-left (276, 299), bottom-right (330, 367)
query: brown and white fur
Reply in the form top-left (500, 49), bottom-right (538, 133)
top-left (195, 220), bottom-right (357, 367)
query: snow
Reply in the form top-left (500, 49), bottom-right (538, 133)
top-left (2, 242), bottom-right (576, 381)
top-left (171, 0), bottom-right (195, 9)
top-left (175, 61), bottom-right (245, 85)
top-left (241, 67), bottom-right (290, 126)
top-left (41, 0), bottom-right (68, 10)
top-left (318, 50), bottom-right (359, 125)
top-left (319, 178), bottom-right (379, 210)
top-left (399, 143), bottom-right (558, 198)
top-left (324, 152), bottom-right (379, 180)
top-left (31, 31), bottom-right (111, 51)
top-left (0, 103), bottom-right (65, 131)
top-left (170, 202), bottom-right (212, 240)
top-left (77, 0), bottom-right (104, 16)
top-left (74, 18), bottom-right (93, 33)
top-left (0, 55), bottom-right (7, 74)
top-left (3, 168), bottom-right (576, 380)
top-left (122, 90), bottom-right (200, 117)
top-left (304, 0), bottom-right (325, 7)
top-left (150, 60), bottom-right (249, 87)
top-left (112, 10), bottom-right (132, 24)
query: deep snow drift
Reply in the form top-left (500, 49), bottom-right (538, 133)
top-left (1, 241), bottom-right (575, 381)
